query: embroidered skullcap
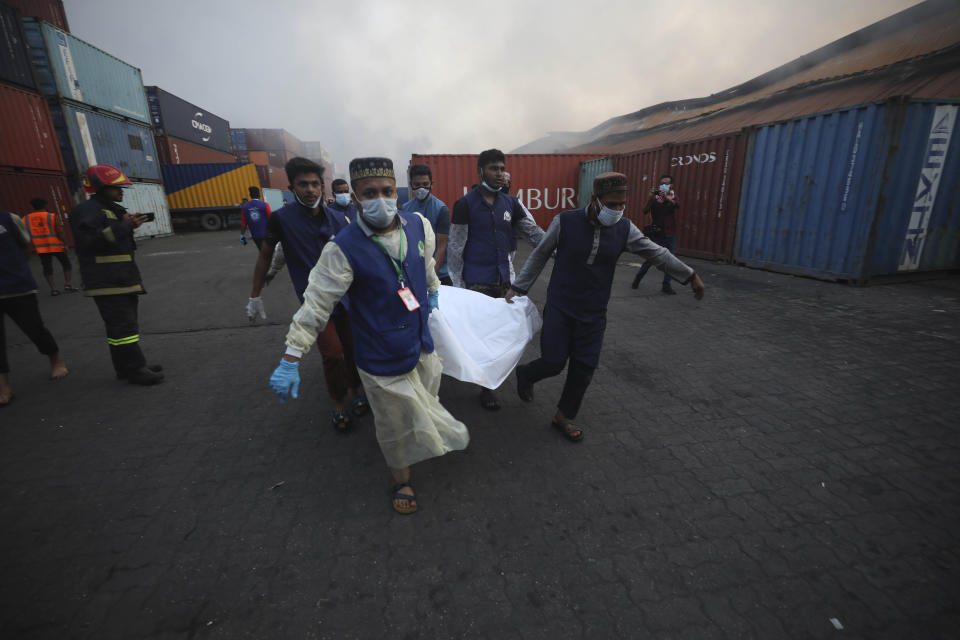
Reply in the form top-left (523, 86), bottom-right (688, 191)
top-left (593, 172), bottom-right (628, 195)
top-left (349, 157), bottom-right (395, 181)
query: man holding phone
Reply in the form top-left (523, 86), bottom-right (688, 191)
top-left (70, 164), bottom-right (164, 385)
top-left (632, 173), bottom-right (680, 294)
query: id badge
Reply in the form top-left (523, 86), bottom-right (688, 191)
top-left (398, 287), bottom-right (421, 311)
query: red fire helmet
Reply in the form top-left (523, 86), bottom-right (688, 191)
top-left (82, 164), bottom-right (132, 194)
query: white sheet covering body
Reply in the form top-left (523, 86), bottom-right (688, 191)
top-left (429, 285), bottom-right (542, 388)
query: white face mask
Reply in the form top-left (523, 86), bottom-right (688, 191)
top-left (296, 189), bottom-right (323, 209)
top-left (361, 197), bottom-right (398, 228)
top-left (334, 193), bottom-right (351, 206)
top-left (596, 201), bottom-right (624, 226)
top-left (413, 187), bottom-right (430, 201)
top-left (481, 179), bottom-right (500, 193)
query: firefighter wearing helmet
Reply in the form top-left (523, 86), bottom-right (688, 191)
top-left (68, 165), bottom-right (164, 385)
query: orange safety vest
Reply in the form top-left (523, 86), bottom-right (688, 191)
top-left (26, 211), bottom-right (65, 253)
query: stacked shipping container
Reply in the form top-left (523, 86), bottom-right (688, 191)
top-left (0, 2), bottom-right (73, 243)
top-left (20, 16), bottom-right (171, 238)
top-left (146, 86), bottom-right (235, 165)
top-left (237, 128), bottom-right (303, 189)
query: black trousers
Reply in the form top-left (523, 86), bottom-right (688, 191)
top-left (522, 357), bottom-right (595, 419)
top-left (0, 293), bottom-right (59, 373)
top-left (93, 294), bottom-right (146, 375)
top-left (39, 252), bottom-right (71, 276)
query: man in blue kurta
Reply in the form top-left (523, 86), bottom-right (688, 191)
top-left (506, 172), bottom-right (706, 441)
top-left (447, 148), bottom-right (545, 410)
top-left (268, 157), bottom-right (468, 515)
top-left (400, 164), bottom-right (452, 285)
top-left (247, 157), bottom-right (366, 431)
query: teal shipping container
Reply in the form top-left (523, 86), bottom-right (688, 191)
top-left (49, 101), bottom-right (160, 181)
top-left (736, 99), bottom-right (960, 282)
top-left (577, 157), bottom-right (613, 208)
top-left (22, 18), bottom-right (150, 124)
top-left (124, 181), bottom-right (173, 239)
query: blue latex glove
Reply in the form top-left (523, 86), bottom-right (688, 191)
top-left (270, 359), bottom-right (300, 402)
top-left (428, 290), bottom-right (439, 311)
top-left (240, 234), bottom-right (247, 246)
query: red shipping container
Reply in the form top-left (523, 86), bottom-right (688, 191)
top-left (0, 169), bottom-right (75, 246)
top-left (612, 132), bottom-right (746, 261)
top-left (256, 164), bottom-right (288, 190)
top-left (248, 150), bottom-right (269, 166)
top-left (3, 0), bottom-right (69, 32)
top-left (409, 153), bottom-right (605, 228)
top-left (154, 136), bottom-right (236, 165)
top-left (0, 83), bottom-right (65, 173)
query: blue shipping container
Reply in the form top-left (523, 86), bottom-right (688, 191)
top-left (578, 157), bottom-right (613, 208)
top-left (49, 101), bottom-right (160, 181)
top-left (735, 103), bottom-right (898, 281)
top-left (0, 3), bottom-right (34, 89)
top-left (22, 18), bottom-right (150, 124)
top-left (230, 128), bottom-right (247, 153)
top-left (736, 99), bottom-right (960, 282)
top-left (869, 102), bottom-right (960, 276)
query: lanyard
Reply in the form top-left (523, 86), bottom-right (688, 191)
top-left (370, 230), bottom-right (406, 287)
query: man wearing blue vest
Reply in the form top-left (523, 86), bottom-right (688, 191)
top-left (269, 157), bottom-right (468, 515)
top-left (506, 172), bottom-right (705, 442)
top-left (240, 186), bottom-right (272, 250)
top-left (447, 148), bottom-right (545, 410)
top-left (1, 209), bottom-right (69, 406)
top-left (328, 179), bottom-right (359, 221)
top-left (400, 164), bottom-right (451, 285)
top-left (247, 157), bottom-right (367, 431)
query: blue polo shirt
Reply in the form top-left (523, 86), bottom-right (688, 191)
top-left (400, 193), bottom-right (450, 279)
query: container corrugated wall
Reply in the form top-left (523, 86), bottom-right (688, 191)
top-left (869, 101), bottom-right (959, 277)
top-left (146, 86), bottom-right (232, 153)
top-left (123, 182), bottom-right (173, 239)
top-left (0, 2), bottom-right (35, 89)
top-left (409, 153), bottom-right (605, 227)
top-left (161, 163), bottom-right (260, 211)
top-left (154, 136), bottom-right (236, 165)
top-left (230, 128), bottom-right (247, 153)
top-left (49, 102), bottom-right (160, 181)
top-left (0, 83), bottom-right (64, 172)
top-left (578, 157), bottom-right (613, 208)
top-left (735, 103), bottom-right (897, 280)
top-left (23, 19), bottom-right (150, 124)
top-left (666, 133), bottom-right (747, 261)
top-left (0, 170), bottom-right (75, 246)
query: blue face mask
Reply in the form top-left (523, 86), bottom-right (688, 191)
top-left (334, 193), bottom-right (351, 207)
top-left (413, 187), bottom-right (430, 201)
top-left (481, 180), bottom-right (500, 193)
top-left (659, 183), bottom-right (671, 193)
top-left (360, 197), bottom-right (398, 229)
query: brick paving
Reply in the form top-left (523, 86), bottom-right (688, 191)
top-left (1, 229), bottom-right (958, 639)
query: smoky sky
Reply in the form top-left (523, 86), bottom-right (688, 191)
top-left (68, 0), bottom-right (919, 183)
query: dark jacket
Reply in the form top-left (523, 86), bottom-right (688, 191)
top-left (70, 194), bottom-right (144, 296)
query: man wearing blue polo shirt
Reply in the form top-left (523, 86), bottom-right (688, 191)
top-left (400, 164), bottom-right (451, 285)
top-left (447, 148), bottom-right (544, 410)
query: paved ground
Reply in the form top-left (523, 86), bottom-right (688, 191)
top-left (1, 229), bottom-right (958, 639)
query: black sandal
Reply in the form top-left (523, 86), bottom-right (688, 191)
top-left (331, 410), bottom-right (351, 432)
top-left (552, 417), bottom-right (584, 442)
top-left (350, 395), bottom-right (370, 417)
top-left (391, 482), bottom-right (418, 515)
top-left (479, 390), bottom-right (501, 411)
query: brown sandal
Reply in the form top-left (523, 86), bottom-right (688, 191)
top-left (552, 418), bottom-right (584, 442)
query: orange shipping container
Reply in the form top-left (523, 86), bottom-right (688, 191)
top-left (408, 153), bottom-right (605, 228)
top-left (154, 136), bottom-right (236, 165)
top-left (0, 83), bottom-right (65, 173)
top-left (248, 150), bottom-right (269, 166)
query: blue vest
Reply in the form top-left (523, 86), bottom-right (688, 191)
top-left (460, 187), bottom-right (515, 285)
top-left (328, 201), bottom-right (358, 222)
top-left (547, 209), bottom-right (631, 321)
top-left (400, 193), bottom-right (449, 278)
top-left (0, 210), bottom-right (38, 296)
top-left (333, 212), bottom-right (433, 376)
top-left (275, 203), bottom-right (349, 301)
top-left (242, 199), bottom-right (270, 238)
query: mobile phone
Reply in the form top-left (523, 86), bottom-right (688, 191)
top-left (141, 212), bottom-right (155, 222)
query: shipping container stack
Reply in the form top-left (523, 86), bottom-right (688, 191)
top-left (18, 14), bottom-right (172, 238)
top-left (238, 128), bottom-right (304, 191)
top-left (0, 1), bottom-right (74, 243)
